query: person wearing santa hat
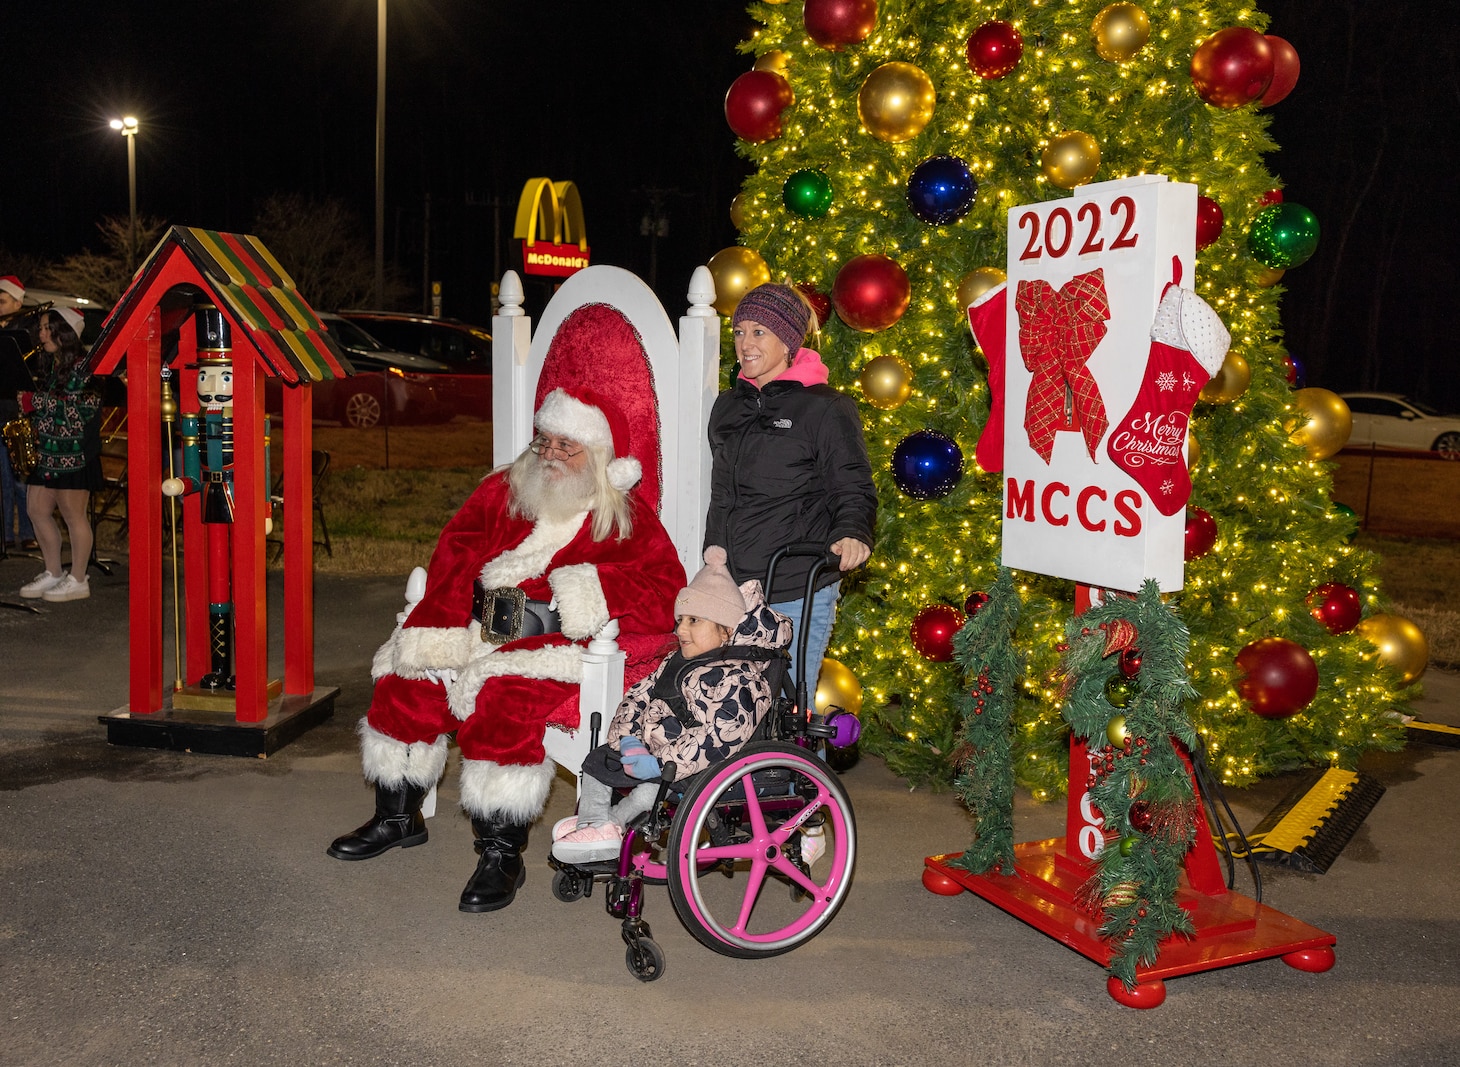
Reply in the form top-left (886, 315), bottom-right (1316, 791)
top-left (18, 308), bottom-right (102, 602)
top-left (0, 276), bottom-right (38, 550)
top-left (328, 385), bottom-right (686, 913)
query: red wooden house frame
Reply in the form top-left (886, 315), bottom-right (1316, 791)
top-left (87, 226), bottom-right (351, 754)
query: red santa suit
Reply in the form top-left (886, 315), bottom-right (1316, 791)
top-left (359, 435), bottom-right (684, 827)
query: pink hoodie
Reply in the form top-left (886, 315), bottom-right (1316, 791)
top-left (738, 347), bottom-right (830, 389)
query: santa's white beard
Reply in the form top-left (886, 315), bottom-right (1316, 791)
top-left (509, 454), bottom-right (595, 523)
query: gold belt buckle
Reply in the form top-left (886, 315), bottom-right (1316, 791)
top-left (482, 586), bottom-right (526, 645)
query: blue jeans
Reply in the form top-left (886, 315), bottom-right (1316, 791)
top-left (770, 582), bottom-right (841, 712)
top-left (0, 442), bottom-right (34, 544)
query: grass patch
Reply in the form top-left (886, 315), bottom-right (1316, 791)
top-left (1357, 533), bottom-right (1460, 667)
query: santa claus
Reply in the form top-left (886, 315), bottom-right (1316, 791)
top-left (328, 386), bottom-right (685, 913)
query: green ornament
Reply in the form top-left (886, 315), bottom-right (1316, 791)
top-left (1248, 202), bottom-right (1320, 269)
top-left (1119, 834), bottom-right (1139, 857)
top-left (1105, 676), bottom-right (1135, 709)
top-left (783, 168), bottom-right (834, 218)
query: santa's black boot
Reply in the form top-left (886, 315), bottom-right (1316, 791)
top-left (459, 815), bottom-right (530, 912)
top-left (326, 782), bottom-right (429, 860)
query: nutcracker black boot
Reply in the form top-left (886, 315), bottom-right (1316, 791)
top-left (326, 782), bottom-right (429, 860)
top-left (459, 815), bottom-right (530, 912)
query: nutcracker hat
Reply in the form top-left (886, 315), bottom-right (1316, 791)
top-left (54, 306), bottom-right (85, 337)
top-left (534, 385), bottom-right (643, 492)
top-left (0, 276), bottom-right (23, 301)
top-left (733, 283), bottom-right (813, 354)
top-left (674, 546), bottom-right (747, 631)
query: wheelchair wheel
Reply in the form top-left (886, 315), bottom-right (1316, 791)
top-left (666, 741), bottom-right (855, 959)
top-left (625, 938), bottom-right (666, 982)
top-left (551, 868), bottom-right (588, 903)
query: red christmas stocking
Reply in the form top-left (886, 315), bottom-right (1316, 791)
top-left (966, 282), bottom-right (1008, 473)
top-left (1106, 284), bottom-right (1230, 516)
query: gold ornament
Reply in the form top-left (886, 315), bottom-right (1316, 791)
top-left (859, 355), bottom-right (914, 410)
top-left (1106, 715), bottom-right (1130, 747)
top-left (857, 62), bottom-right (937, 144)
top-left (1091, 3), bottom-right (1151, 62)
top-left (1355, 614), bottom-right (1429, 686)
top-left (754, 50), bottom-right (791, 76)
top-left (729, 193), bottom-right (748, 232)
top-left (1255, 265), bottom-right (1286, 288)
top-left (1186, 430), bottom-right (1201, 470)
top-left (1289, 387), bottom-right (1352, 460)
top-left (957, 267), bottom-right (1007, 309)
top-left (1104, 881), bottom-right (1140, 908)
top-left (1041, 130), bottom-right (1101, 189)
top-left (816, 658), bottom-right (864, 716)
top-left (707, 246), bottom-right (771, 316)
top-left (1199, 351), bottom-right (1251, 404)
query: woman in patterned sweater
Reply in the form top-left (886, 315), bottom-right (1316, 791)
top-left (18, 308), bottom-right (101, 603)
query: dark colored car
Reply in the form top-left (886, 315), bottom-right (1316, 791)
top-left (336, 310), bottom-right (493, 422)
top-left (267, 313), bottom-right (452, 428)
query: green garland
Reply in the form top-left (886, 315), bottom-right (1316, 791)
top-left (1061, 581), bottom-right (1201, 989)
top-left (949, 569), bottom-right (1022, 877)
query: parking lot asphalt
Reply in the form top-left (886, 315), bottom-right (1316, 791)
top-left (2, 552), bottom-right (1457, 1066)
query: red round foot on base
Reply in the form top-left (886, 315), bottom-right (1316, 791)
top-left (1107, 975), bottom-right (1166, 1008)
top-left (1282, 946), bottom-right (1336, 973)
top-left (922, 868), bottom-right (965, 896)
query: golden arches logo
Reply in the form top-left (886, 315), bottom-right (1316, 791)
top-left (514, 178), bottom-right (590, 278)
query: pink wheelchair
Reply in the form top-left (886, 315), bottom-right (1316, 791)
top-left (547, 545), bottom-right (861, 981)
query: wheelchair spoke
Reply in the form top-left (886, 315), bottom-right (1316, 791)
top-left (733, 859), bottom-right (772, 934)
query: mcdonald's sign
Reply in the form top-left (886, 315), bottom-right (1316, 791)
top-left (514, 178), bottom-right (591, 278)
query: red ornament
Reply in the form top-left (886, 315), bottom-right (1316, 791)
top-left (1259, 36), bottom-right (1300, 106)
top-left (1282, 354), bottom-right (1298, 384)
top-left (1184, 506), bottom-right (1218, 560)
top-left (724, 70), bottom-right (795, 143)
top-left (911, 604), bottom-right (966, 661)
top-left (804, 0), bottom-right (878, 52)
top-left (966, 21), bottom-right (1023, 80)
top-left (1128, 801), bottom-right (1153, 832)
top-left (794, 282), bottom-right (833, 329)
top-left (1190, 27), bottom-right (1274, 109)
top-left (1306, 582), bottom-right (1363, 635)
top-left (1196, 196), bottom-right (1224, 250)
top-left (1119, 647), bottom-right (1142, 678)
top-left (1259, 189), bottom-right (1284, 206)
top-left (964, 590), bottom-right (991, 617)
top-left (1235, 637), bottom-right (1319, 718)
top-left (832, 254), bottom-right (911, 332)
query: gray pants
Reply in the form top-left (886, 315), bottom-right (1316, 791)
top-left (576, 776), bottom-right (659, 829)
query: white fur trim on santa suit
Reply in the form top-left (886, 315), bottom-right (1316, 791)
top-left (1151, 287), bottom-right (1231, 376)
top-left (373, 624), bottom-right (475, 681)
top-left (459, 756), bottom-right (556, 823)
top-left (358, 720), bottom-right (449, 789)
top-left (535, 388), bottom-right (614, 450)
top-left (605, 455), bottom-right (642, 492)
top-left (479, 512), bottom-right (586, 589)
top-left (547, 562), bottom-right (610, 639)
top-left (447, 643), bottom-right (584, 722)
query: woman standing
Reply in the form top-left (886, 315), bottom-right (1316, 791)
top-left (705, 283), bottom-right (876, 697)
top-left (19, 307), bottom-right (101, 602)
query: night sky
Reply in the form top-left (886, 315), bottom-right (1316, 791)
top-left (4, 1), bottom-right (1456, 405)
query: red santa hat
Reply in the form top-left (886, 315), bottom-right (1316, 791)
top-left (0, 276), bottom-right (24, 302)
top-left (54, 306), bottom-right (86, 337)
top-left (534, 386), bottom-right (643, 492)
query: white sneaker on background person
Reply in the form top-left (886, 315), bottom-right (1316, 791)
top-left (41, 574), bottom-right (89, 602)
top-left (19, 571), bottom-right (64, 599)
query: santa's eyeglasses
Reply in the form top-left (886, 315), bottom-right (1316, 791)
top-left (528, 435), bottom-right (584, 460)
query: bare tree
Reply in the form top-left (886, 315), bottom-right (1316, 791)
top-left (38, 216), bottom-right (169, 304)
top-left (251, 193), bottom-right (409, 311)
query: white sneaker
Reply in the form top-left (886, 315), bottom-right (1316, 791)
top-left (801, 825), bottom-right (827, 867)
top-left (41, 574), bottom-right (90, 602)
top-left (20, 571), bottom-right (64, 599)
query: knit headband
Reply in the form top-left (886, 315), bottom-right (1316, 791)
top-left (732, 283), bottom-right (811, 354)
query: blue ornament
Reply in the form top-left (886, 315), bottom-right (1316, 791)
top-left (906, 155), bottom-right (977, 226)
top-left (891, 430), bottom-right (964, 499)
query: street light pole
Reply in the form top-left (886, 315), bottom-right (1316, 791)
top-left (110, 116), bottom-right (139, 274)
top-left (374, 0), bottom-right (386, 307)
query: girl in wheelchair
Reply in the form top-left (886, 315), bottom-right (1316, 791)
top-left (552, 546), bottom-right (792, 864)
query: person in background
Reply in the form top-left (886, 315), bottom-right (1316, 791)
top-left (704, 282), bottom-right (877, 702)
top-left (0, 275), bottom-right (38, 551)
top-left (18, 307), bottom-right (101, 602)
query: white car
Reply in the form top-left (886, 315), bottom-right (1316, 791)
top-left (1341, 392), bottom-right (1460, 459)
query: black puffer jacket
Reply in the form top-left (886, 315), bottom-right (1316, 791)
top-left (705, 354), bottom-right (876, 603)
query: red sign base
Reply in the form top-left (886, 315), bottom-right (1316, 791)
top-left (923, 842), bottom-right (1335, 1008)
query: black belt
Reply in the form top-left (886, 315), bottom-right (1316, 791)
top-left (472, 580), bottom-right (562, 645)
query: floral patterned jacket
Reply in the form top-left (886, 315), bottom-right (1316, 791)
top-left (604, 579), bottom-right (793, 778)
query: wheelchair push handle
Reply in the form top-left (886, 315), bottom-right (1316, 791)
top-left (763, 542), bottom-right (843, 723)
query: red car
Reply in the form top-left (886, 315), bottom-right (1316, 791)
top-left (336, 310), bottom-right (492, 422)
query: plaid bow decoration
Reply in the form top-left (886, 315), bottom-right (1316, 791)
top-left (1015, 268), bottom-right (1111, 463)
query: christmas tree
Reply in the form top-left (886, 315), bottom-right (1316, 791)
top-left (716, 0), bottom-right (1416, 798)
